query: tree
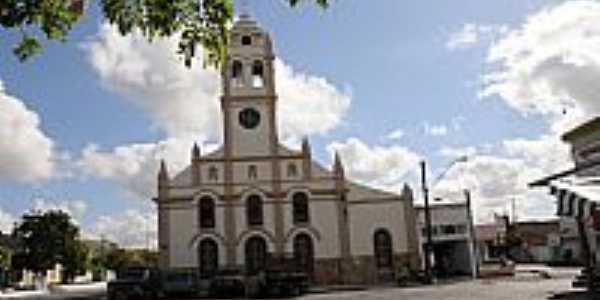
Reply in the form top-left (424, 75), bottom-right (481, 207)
top-left (1, 0), bottom-right (330, 68)
top-left (103, 248), bottom-right (159, 271)
top-left (0, 246), bottom-right (11, 270)
top-left (11, 210), bottom-right (89, 283)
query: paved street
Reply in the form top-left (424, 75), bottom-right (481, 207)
top-left (304, 277), bottom-right (586, 300)
top-left (0, 269), bottom-right (592, 300)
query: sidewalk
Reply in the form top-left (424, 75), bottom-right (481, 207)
top-left (0, 282), bottom-right (106, 299)
top-left (0, 289), bottom-right (49, 299)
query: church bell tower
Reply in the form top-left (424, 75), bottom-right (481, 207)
top-left (221, 14), bottom-right (278, 157)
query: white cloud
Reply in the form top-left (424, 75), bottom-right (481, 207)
top-left (0, 208), bottom-right (16, 233)
top-left (447, 24), bottom-right (480, 50)
top-left (87, 209), bottom-right (156, 249)
top-left (84, 24), bottom-right (351, 142)
top-left (446, 24), bottom-right (505, 50)
top-left (78, 138), bottom-right (196, 199)
top-left (0, 81), bottom-right (56, 181)
top-left (84, 24), bottom-right (221, 141)
top-left (439, 146), bottom-right (477, 159)
top-left (481, 0), bottom-right (600, 132)
top-left (423, 123), bottom-right (449, 137)
top-left (275, 60), bottom-right (351, 139)
top-left (31, 198), bottom-right (88, 221)
top-left (386, 129), bottom-right (405, 140)
top-left (434, 134), bottom-right (571, 223)
top-left (327, 138), bottom-right (421, 188)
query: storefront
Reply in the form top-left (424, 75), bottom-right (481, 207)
top-left (531, 117), bottom-right (600, 289)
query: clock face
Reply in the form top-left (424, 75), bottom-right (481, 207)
top-left (238, 108), bottom-right (261, 129)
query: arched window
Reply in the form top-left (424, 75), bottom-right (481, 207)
top-left (287, 163), bottom-right (298, 178)
top-left (231, 60), bottom-right (244, 87)
top-left (199, 196), bottom-right (215, 229)
top-left (292, 192), bottom-right (309, 224)
top-left (248, 165), bottom-right (257, 180)
top-left (251, 60), bottom-right (264, 88)
top-left (198, 239), bottom-right (218, 277)
top-left (208, 166), bottom-right (218, 181)
top-left (293, 233), bottom-right (314, 275)
top-left (246, 194), bottom-right (263, 226)
top-left (245, 236), bottom-right (267, 275)
top-left (374, 229), bottom-right (393, 269)
top-left (242, 35), bottom-right (252, 46)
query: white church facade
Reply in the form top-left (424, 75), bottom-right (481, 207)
top-left (153, 15), bottom-right (420, 285)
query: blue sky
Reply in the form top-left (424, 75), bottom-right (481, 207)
top-left (1, 0), bottom-right (597, 247)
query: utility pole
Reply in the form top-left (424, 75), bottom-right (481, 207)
top-left (465, 189), bottom-right (479, 278)
top-left (421, 161), bottom-right (433, 284)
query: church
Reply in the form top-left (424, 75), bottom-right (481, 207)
top-left (153, 15), bottom-right (420, 285)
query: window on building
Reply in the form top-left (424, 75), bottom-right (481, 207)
top-left (248, 165), bottom-right (257, 180)
top-left (199, 196), bottom-right (215, 229)
top-left (244, 236), bottom-right (267, 275)
top-left (292, 192), bottom-right (309, 224)
top-left (231, 60), bottom-right (244, 87)
top-left (293, 233), bottom-right (314, 275)
top-left (287, 163), bottom-right (298, 178)
top-left (208, 166), bottom-right (218, 181)
top-left (441, 225), bottom-right (457, 235)
top-left (251, 60), bottom-right (264, 88)
top-left (242, 35), bottom-right (252, 46)
top-left (198, 239), bottom-right (218, 277)
top-left (374, 229), bottom-right (393, 269)
top-left (456, 224), bottom-right (467, 234)
top-left (246, 194), bottom-right (263, 226)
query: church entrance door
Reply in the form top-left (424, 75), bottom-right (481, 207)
top-left (245, 236), bottom-right (267, 275)
top-left (198, 239), bottom-right (218, 278)
top-left (293, 233), bottom-right (314, 277)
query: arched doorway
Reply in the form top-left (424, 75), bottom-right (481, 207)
top-left (293, 233), bottom-right (314, 276)
top-left (198, 239), bottom-right (219, 278)
top-left (245, 236), bottom-right (267, 275)
top-left (374, 229), bottom-right (394, 270)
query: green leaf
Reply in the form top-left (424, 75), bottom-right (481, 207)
top-left (13, 36), bottom-right (42, 62)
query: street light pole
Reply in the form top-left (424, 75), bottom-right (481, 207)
top-left (421, 160), bottom-right (434, 284)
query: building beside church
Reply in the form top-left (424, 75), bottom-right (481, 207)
top-left (152, 15), bottom-right (420, 285)
top-left (416, 202), bottom-right (477, 277)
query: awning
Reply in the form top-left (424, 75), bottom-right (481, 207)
top-left (549, 178), bottom-right (600, 220)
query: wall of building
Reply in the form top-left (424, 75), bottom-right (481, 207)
top-left (282, 198), bottom-right (340, 259)
top-left (348, 201), bottom-right (408, 256)
top-left (168, 205), bottom-right (199, 268)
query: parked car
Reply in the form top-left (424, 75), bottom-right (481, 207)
top-left (160, 270), bottom-right (199, 298)
top-left (107, 267), bottom-right (163, 300)
top-left (209, 269), bottom-right (246, 298)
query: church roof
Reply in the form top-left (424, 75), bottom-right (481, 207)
top-left (345, 180), bottom-right (403, 202)
top-left (231, 14), bottom-right (264, 33)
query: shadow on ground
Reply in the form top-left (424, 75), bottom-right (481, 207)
top-left (548, 291), bottom-right (597, 300)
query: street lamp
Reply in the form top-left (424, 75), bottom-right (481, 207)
top-left (420, 155), bottom-right (469, 284)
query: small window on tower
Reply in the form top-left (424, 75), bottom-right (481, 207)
top-left (208, 166), bottom-right (218, 181)
top-left (242, 35), bottom-right (252, 46)
top-left (287, 163), bottom-right (298, 178)
top-left (248, 165), bottom-right (258, 180)
top-left (252, 60), bottom-right (264, 88)
top-left (232, 60), bottom-right (244, 87)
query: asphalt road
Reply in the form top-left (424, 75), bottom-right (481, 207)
top-left (303, 275), bottom-right (589, 300)
top-left (0, 270), bottom-right (591, 300)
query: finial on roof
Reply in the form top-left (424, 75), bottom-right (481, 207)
top-left (402, 184), bottom-right (413, 197)
top-left (334, 151), bottom-right (345, 178)
top-left (192, 142), bottom-right (201, 160)
top-left (302, 137), bottom-right (311, 157)
top-left (158, 159), bottom-right (169, 182)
